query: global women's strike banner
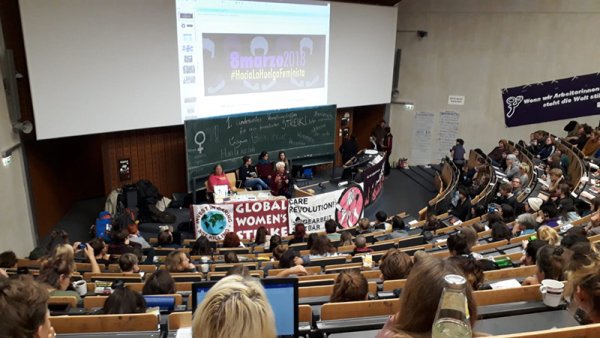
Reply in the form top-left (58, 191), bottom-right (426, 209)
top-left (288, 184), bottom-right (365, 233)
top-left (193, 200), bottom-right (289, 241)
top-left (233, 199), bottom-right (289, 240)
top-left (193, 204), bottom-right (235, 241)
top-left (502, 72), bottom-right (600, 127)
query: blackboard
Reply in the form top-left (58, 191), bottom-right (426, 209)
top-left (184, 105), bottom-right (336, 190)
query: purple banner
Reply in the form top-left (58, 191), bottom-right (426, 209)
top-left (502, 72), bottom-right (600, 127)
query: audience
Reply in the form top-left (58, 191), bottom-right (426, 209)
top-left (309, 235), bottom-right (338, 259)
top-left (222, 232), bottom-right (244, 248)
top-left (520, 239), bottom-right (548, 266)
top-left (374, 211), bottom-right (391, 231)
top-left (190, 236), bottom-right (213, 256)
top-left (0, 250), bottom-right (17, 269)
top-left (192, 275), bottom-right (276, 338)
top-left (38, 255), bottom-right (81, 303)
top-left (451, 187), bottom-right (472, 222)
top-left (339, 231), bottom-right (354, 246)
top-left (447, 255), bottom-right (485, 290)
top-left (355, 218), bottom-right (373, 235)
top-left (512, 213), bottom-right (537, 236)
top-left (88, 238), bottom-right (111, 266)
top-left (224, 252), bottom-right (239, 264)
top-left (377, 255), bottom-right (477, 337)
top-left (157, 230), bottom-right (180, 248)
top-left (253, 226), bottom-right (268, 248)
top-left (379, 249), bottom-right (413, 281)
top-left (330, 270), bottom-right (368, 303)
top-left (142, 269), bottom-right (176, 295)
top-left (102, 286), bottom-right (147, 314)
top-left (0, 276), bottom-right (55, 338)
top-left (352, 235), bottom-right (373, 255)
top-left (566, 250), bottom-right (600, 323)
top-left (523, 245), bottom-right (567, 286)
top-left (536, 225), bottom-right (560, 246)
top-left (287, 223), bottom-right (307, 245)
top-left (383, 216), bottom-right (408, 239)
top-left (275, 250), bottom-right (307, 277)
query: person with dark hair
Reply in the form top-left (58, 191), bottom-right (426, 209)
top-left (226, 265), bottom-right (251, 277)
top-left (490, 222), bottom-right (512, 242)
top-left (287, 223), bottom-right (306, 245)
top-left (254, 226), bottom-right (268, 247)
top-left (275, 250), bottom-right (307, 277)
top-left (325, 219), bottom-right (341, 241)
top-left (207, 164), bottom-right (229, 194)
top-left (330, 270), bottom-right (368, 303)
top-left (224, 252), bottom-right (239, 264)
top-left (537, 136), bottom-right (556, 161)
top-left (382, 127), bottom-right (394, 176)
top-left (143, 269), bottom-right (176, 295)
top-left (0, 251), bottom-right (17, 269)
top-left (372, 120), bottom-right (387, 148)
top-left (500, 203), bottom-right (516, 223)
top-left (470, 204), bottom-right (487, 219)
top-left (447, 232), bottom-right (471, 257)
top-left (0, 276), bottom-right (55, 337)
top-left (422, 214), bottom-right (442, 233)
top-left (382, 216), bottom-right (408, 240)
top-left (88, 238), bottom-right (111, 267)
top-left (488, 140), bottom-right (509, 168)
top-left (119, 253), bottom-right (140, 273)
top-left (190, 236), bottom-right (213, 256)
top-left (561, 232), bottom-right (589, 249)
top-left (239, 155), bottom-right (269, 190)
top-left (38, 255), bottom-right (81, 303)
top-left (157, 230), bottom-right (181, 248)
top-left (520, 239), bottom-right (548, 266)
top-left (103, 287), bottom-right (147, 314)
top-left (565, 249), bottom-right (600, 323)
top-left (447, 255), bottom-right (485, 290)
top-left (309, 235), bottom-right (338, 259)
top-left (266, 234), bottom-right (282, 253)
top-left (451, 187), bottom-right (471, 222)
top-left (451, 138), bottom-right (465, 167)
top-left (108, 228), bottom-right (140, 255)
top-left (306, 233), bottom-right (319, 250)
top-left (523, 245), bottom-right (567, 285)
top-left (277, 151), bottom-right (289, 171)
top-left (379, 249), bottom-right (413, 281)
top-left (539, 203), bottom-right (560, 228)
top-left (223, 232), bottom-right (243, 248)
top-left (494, 182), bottom-right (516, 208)
top-left (339, 134), bottom-right (359, 180)
top-left (374, 211), bottom-right (391, 231)
top-left (271, 245), bottom-right (287, 261)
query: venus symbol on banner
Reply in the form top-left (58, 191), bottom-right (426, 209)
top-left (505, 95), bottom-right (524, 118)
top-left (336, 185), bottom-right (364, 228)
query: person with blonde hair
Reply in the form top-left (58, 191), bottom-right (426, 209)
top-left (518, 162), bottom-right (530, 187)
top-left (192, 275), bottom-right (276, 338)
top-left (537, 225), bottom-right (560, 246)
top-left (566, 251), bottom-right (600, 323)
top-left (165, 250), bottom-right (196, 272)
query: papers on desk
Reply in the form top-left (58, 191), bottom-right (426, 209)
top-left (581, 191), bottom-right (596, 200)
top-left (365, 149), bottom-right (378, 155)
top-left (176, 327), bottom-right (192, 338)
top-left (489, 279), bottom-right (522, 290)
top-left (408, 220), bottom-right (418, 226)
top-left (537, 178), bottom-right (549, 187)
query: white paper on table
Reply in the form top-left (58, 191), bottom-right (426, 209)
top-left (408, 220), bottom-right (418, 225)
top-left (490, 279), bottom-right (522, 290)
top-left (176, 327), bottom-right (192, 338)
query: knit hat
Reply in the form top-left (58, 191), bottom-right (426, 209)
top-left (506, 154), bottom-right (517, 161)
top-left (527, 197), bottom-right (543, 212)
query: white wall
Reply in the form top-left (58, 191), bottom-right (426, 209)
top-left (391, 0), bottom-right (600, 164)
top-left (0, 23), bottom-right (36, 257)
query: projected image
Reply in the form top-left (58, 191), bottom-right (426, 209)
top-left (176, 0), bottom-right (330, 120)
top-left (203, 33), bottom-right (326, 96)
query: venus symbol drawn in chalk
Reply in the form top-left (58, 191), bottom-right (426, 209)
top-left (195, 131), bottom-right (206, 154)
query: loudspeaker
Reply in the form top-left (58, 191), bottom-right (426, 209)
top-left (391, 49), bottom-right (401, 98)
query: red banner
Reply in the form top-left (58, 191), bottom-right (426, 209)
top-left (233, 199), bottom-right (289, 240)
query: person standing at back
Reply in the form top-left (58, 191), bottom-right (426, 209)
top-left (382, 127), bottom-right (394, 176)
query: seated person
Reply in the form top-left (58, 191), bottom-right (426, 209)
top-left (165, 250), bottom-right (196, 273)
top-left (102, 286), bottom-right (147, 314)
top-left (207, 164), bottom-right (230, 194)
top-left (511, 177), bottom-right (523, 196)
top-left (287, 223), bottom-right (307, 245)
top-left (447, 255), bottom-right (485, 290)
top-left (0, 276), bottom-right (55, 337)
top-left (0, 251), bottom-right (17, 269)
top-left (512, 213), bottom-right (537, 236)
top-left (157, 230), bottom-right (181, 249)
top-left (119, 253), bottom-right (140, 274)
top-left (377, 255), bottom-right (478, 337)
top-left (339, 231), bottom-right (354, 246)
top-left (490, 219), bottom-right (512, 242)
top-left (379, 249), bottom-right (413, 281)
top-left (330, 270), bottom-right (368, 302)
top-left (266, 235), bottom-right (281, 253)
top-left (536, 136), bottom-right (556, 161)
top-left (275, 250), bottom-right (307, 277)
top-left (309, 235), bottom-right (339, 259)
top-left (190, 236), bottom-right (213, 256)
top-left (355, 218), bottom-right (373, 235)
top-left (223, 232), bottom-right (245, 248)
top-left (256, 151), bottom-right (274, 183)
top-left (537, 225), bottom-right (560, 246)
top-left (373, 211), bottom-right (391, 231)
top-left (447, 231), bottom-right (481, 259)
top-left (224, 252), bottom-right (239, 264)
top-left (519, 239), bottom-right (548, 267)
top-left (37, 255), bottom-right (82, 303)
top-left (325, 219), bottom-right (341, 241)
top-left (270, 161), bottom-right (291, 198)
top-left (352, 236), bottom-right (373, 255)
top-left (239, 155), bottom-right (269, 190)
top-left (539, 203), bottom-right (560, 228)
top-left (381, 216), bottom-right (409, 240)
top-left (142, 269), bottom-right (176, 295)
top-left (192, 275), bottom-right (276, 337)
top-left (494, 182), bottom-right (517, 209)
top-left (88, 238), bottom-right (111, 267)
top-left (523, 245), bottom-right (567, 286)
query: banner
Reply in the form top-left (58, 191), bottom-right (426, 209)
top-left (502, 72), bottom-right (600, 127)
top-left (233, 199), bottom-right (289, 240)
top-left (193, 204), bottom-right (235, 241)
top-left (362, 158), bottom-right (384, 206)
top-left (288, 184), bottom-right (364, 233)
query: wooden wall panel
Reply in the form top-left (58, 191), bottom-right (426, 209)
top-left (352, 104), bottom-right (386, 149)
top-left (101, 126), bottom-right (187, 197)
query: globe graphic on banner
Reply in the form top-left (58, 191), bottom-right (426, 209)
top-left (200, 210), bottom-right (227, 236)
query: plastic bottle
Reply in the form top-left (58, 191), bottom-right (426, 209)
top-left (431, 274), bottom-right (472, 338)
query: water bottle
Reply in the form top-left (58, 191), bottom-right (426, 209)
top-left (431, 274), bottom-right (472, 338)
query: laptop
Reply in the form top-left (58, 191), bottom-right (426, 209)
top-left (192, 277), bottom-right (298, 338)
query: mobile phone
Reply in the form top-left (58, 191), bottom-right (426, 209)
top-left (78, 243), bottom-right (86, 250)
